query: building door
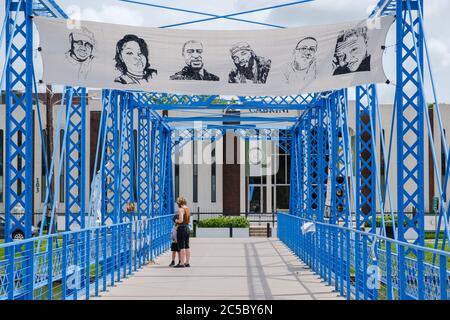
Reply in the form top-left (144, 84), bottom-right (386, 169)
top-left (248, 185), bottom-right (264, 213)
top-left (248, 185), bottom-right (261, 213)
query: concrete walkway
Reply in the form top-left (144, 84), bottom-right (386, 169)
top-left (94, 238), bottom-right (343, 300)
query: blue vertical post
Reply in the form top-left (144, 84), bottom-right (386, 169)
top-left (355, 84), bottom-right (377, 299)
top-left (306, 107), bottom-right (319, 270)
top-left (4, 0), bottom-right (34, 299)
top-left (149, 117), bottom-right (162, 259)
top-left (316, 101), bottom-right (328, 279)
top-left (119, 92), bottom-right (134, 223)
top-left (289, 129), bottom-right (300, 218)
top-left (396, 0), bottom-right (425, 300)
top-left (330, 91), bottom-right (349, 293)
top-left (138, 108), bottom-right (151, 220)
top-left (65, 87), bottom-right (87, 230)
top-left (102, 90), bottom-right (119, 225)
top-left (5, 0), bottom-right (33, 240)
top-left (116, 92), bottom-right (129, 278)
top-left (101, 90), bottom-right (119, 284)
top-left (300, 116), bottom-right (308, 261)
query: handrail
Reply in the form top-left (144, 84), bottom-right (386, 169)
top-left (0, 214), bottom-right (173, 250)
top-left (278, 212), bottom-right (450, 258)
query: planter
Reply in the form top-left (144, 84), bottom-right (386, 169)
top-left (232, 228), bottom-right (250, 238)
top-left (196, 227), bottom-right (249, 238)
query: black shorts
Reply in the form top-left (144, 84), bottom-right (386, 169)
top-left (176, 225), bottom-right (190, 249)
top-left (171, 242), bottom-right (179, 252)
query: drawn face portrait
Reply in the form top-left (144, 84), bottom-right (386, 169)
top-left (333, 27), bottom-right (370, 76)
top-left (232, 49), bottom-right (252, 68)
top-left (69, 34), bottom-right (94, 62)
top-left (120, 40), bottom-right (147, 75)
top-left (293, 38), bottom-right (317, 71)
top-left (338, 34), bottom-right (367, 72)
top-left (183, 41), bottom-right (204, 70)
top-left (114, 35), bottom-right (157, 84)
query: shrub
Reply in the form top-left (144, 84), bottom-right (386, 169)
top-left (364, 216), bottom-right (400, 228)
top-left (197, 216), bottom-right (250, 228)
top-left (424, 231), bottom-right (444, 240)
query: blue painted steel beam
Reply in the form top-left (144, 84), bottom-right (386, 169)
top-left (396, 0), bottom-right (425, 300)
top-left (102, 90), bottom-right (120, 225)
top-left (118, 92), bottom-right (135, 223)
top-left (120, 0), bottom-right (314, 29)
top-left (163, 116), bottom-right (298, 123)
top-left (65, 87), bottom-right (87, 230)
top-left (33, 0), bottom-right (68, 18)
top-left (138, 108), bottom-right (151, 219)
top-left (137, 93), bottom-right (314, 110)
top-left (5, 0), bottom-right (34, 242)
top-left (355, 85), bottom-right (377, 233)
top-left (146, 104), bottom-right (309, 111)
top-left (370, 0), bottom-right (396, 17)
top-left (4, 0), bottom-right (35, 299)
top-left (354, 84), bottom-right (377, 300)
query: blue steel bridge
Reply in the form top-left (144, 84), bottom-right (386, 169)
top-left (0, 0), bottom-right (449, 300)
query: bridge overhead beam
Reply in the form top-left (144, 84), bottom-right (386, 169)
top-left (121, 0), bottom-right (314, 29)
top-left (163, 116), bottom-right (299, 123)
top-left (137, 93), bottom-right (315, 111)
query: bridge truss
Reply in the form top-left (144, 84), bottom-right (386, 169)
top-left (0, 0), bottom-right (449, 300)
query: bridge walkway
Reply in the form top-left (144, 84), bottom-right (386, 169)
top-left (94, 237), bottom-right (343, 300)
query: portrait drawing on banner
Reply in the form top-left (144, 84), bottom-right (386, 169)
top-left (228, 42), bottom-right (271, 84)
top-left (65, 27), bottom-right (95, 80)
top-left (170, 40), bottom-right (219, 81)
top-left (282, 37), bottom-right (318, 83)
top-left (332, 26), bottom-right (371, 76)
top-left (114, 34), bottom-right (157, 85)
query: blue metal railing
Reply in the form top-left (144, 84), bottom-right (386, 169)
top-left (0, 214), bottom-right (173, 300)
top-left (278, 212), bottom-right (450, 300)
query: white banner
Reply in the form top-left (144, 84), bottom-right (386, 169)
top-left (35, 16), bottom-right (393, 96)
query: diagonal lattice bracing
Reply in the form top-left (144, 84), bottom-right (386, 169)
top-left (396, 0), bottom-right (426, 300)
top-left (118, 93), bottom-right (135, 222)
top-left (65, 87), bottom-right (86, 230)
top-left (138, 92), bottom-right (314, 110)
top-left (355, 84), bottom-right (377, 232)
top-left (4, 0), bottom-right (35, 299)
top-left (138, 108), bottom-right (151, 219)
top-left (102, 90), bottom-right (120, 225)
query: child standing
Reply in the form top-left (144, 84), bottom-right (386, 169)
top-left (169, 213), bottom-right (180, 267)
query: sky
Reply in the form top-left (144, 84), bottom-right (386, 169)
top-left (1, 0), bottom-right (450, 104)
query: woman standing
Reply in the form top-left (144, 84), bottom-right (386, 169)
top-left (174, 196), bottom-right (191, 268)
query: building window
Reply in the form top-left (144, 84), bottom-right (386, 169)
top-left (41, 129), bottom-right (47, 203)
top-left (211, 144), bottom-right (216, 203)
top-left (175, 163), bottom-right (180, 200)
top-left (443, 129), bottom-right (447, 183)
top-left (276, 152), bottom-right (287, 184)
top-left (59, 129), bottom-right (65, 202)
top-left (193, 141), bottom-right (198, 203)
top-left (380, 129), bottom-right (386, 198)
top-left (234, 136), bottom-right (238, 164)
top-left (0, 130), bottom-right (3, 203)
top-left (175, 150), bottom-right (180, 200)
top-left (276, 186), bottom-right (290, 210)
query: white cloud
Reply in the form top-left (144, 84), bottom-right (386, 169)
top-left (428, 38), bottom-right (450, 67)
top-left (78, 5), bottom-right (145, 27)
